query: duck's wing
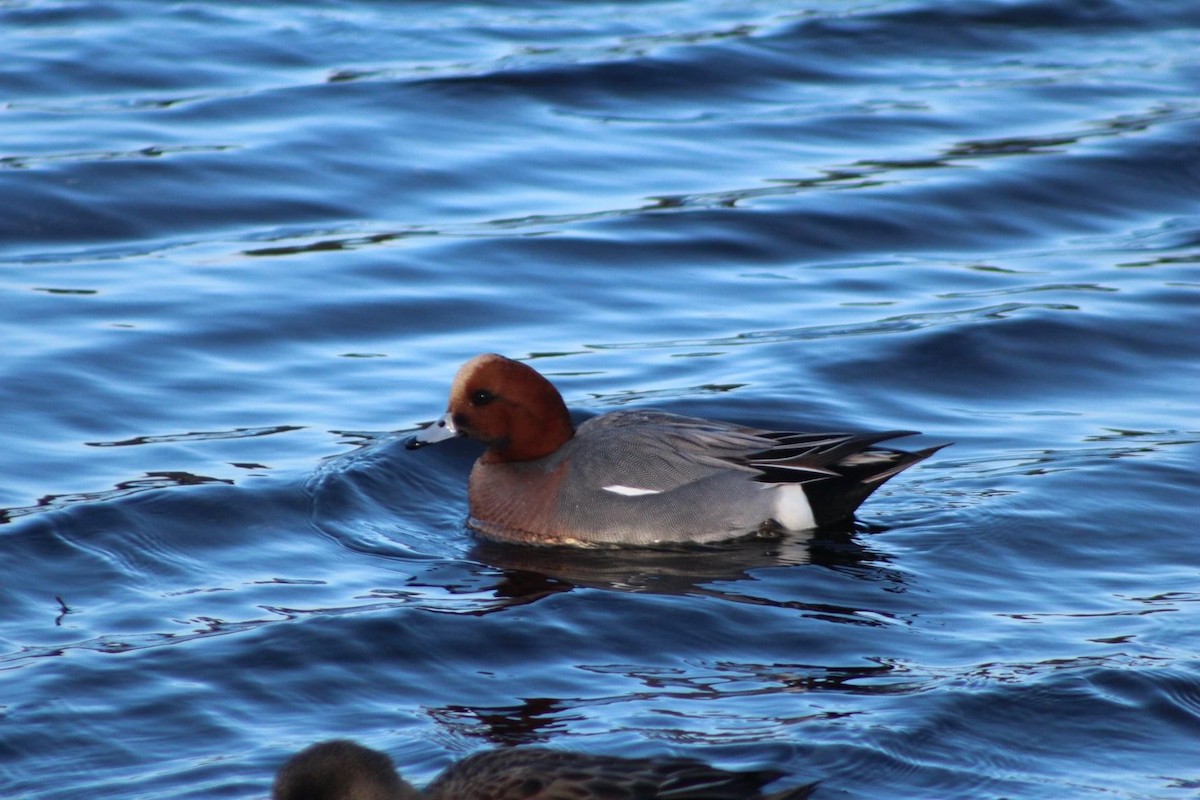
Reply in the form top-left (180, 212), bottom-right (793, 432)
top-left (576, 412), bottom-right (944, 488)
top-left (567, 411), bottom-right (781, 492)
top-left (571, 412), bottom-right (947, 527)
top-left (743, 430), bottom-right (937, 484)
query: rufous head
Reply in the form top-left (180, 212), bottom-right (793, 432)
top-left (408, 354), bottom-right (575, 463)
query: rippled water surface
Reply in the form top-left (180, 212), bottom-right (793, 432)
top-left (3, 1), bottom-right (1200, 798)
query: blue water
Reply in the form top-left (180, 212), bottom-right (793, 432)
top-left (3, 1), bottom-right (1200, 797)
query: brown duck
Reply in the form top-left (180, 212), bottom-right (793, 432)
top-left (273, 740), bottom-right (816, 800)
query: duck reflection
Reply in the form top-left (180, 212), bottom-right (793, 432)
top-left (469, 521), bottom-right (898, 602)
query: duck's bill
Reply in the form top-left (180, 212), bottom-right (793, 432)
top-left (405, 412), bottom-right (458, 449)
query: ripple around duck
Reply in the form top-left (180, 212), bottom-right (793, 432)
top-left (0, 470), bottom-right (235, 525)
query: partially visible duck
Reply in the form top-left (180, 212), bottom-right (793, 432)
top-left (272, 740), bottom-right (816, 800)
top-left (273, 740), bottom-right (413, 800)
top-left (408, 354), bottom-right (945, 546)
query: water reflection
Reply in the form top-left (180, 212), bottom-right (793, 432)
top-left (422, 659), bottom-right (911, 749)
top-left (429, 697), bottom-right (578, 746)
top-left (467, 523), bottom-right (911, 617)
top-left (469, 533), bottom-right (814, 597)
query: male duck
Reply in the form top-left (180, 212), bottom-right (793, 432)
top-left (272, 740), bottom-right (815, 800)
top-left (408, 354), bottom-right (943, 546)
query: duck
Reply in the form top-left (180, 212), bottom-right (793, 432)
top-left (407, 354), bottom-right (944, 546)
top-left (271, 739), bottom-right (816, 800)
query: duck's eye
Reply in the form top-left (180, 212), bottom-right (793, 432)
top-left (470, 389), bottom-right (496, 406)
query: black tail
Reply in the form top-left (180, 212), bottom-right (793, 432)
top-left (800, 438), bottom-right (949, 526)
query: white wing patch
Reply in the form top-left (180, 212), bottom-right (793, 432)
top-left (602, 485), bottom-right (662, 497)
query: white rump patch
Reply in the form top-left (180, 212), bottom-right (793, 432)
top-left (602, 485), bottom-right (662, 497)
top-left (770, 484), bottom-right (816, 530)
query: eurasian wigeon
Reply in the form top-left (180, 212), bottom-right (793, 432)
top-left (272, 739), bottom-right (816, 800)
top-left (408, 354), bottom-right (944, 546)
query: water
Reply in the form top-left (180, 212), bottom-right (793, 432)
top-left (3, 1), bottom-right (1199, 797)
